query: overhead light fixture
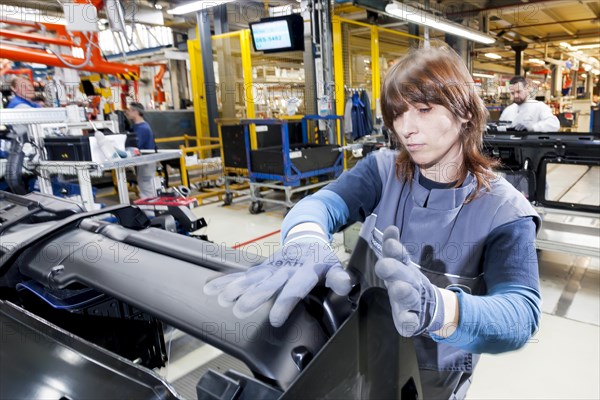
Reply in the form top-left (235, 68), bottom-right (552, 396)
top-left (484, 53), bottom-right (502, 59)
top-left (384, 2), bottom-right (495, 45)
top-left (167, 0), bottom-right (234, 15)
top-left (572, 44), bottom-right (600, 50)
top-left (559, 42), bottom-right (571, 49)
top-left (528, 58), bottom-right (545, 65)
top-left (473, 72), bottom-right (495, 78)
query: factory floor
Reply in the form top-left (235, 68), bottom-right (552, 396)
top-left (155, 196), bottom-right (597, 400)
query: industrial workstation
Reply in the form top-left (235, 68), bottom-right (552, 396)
top-left (0, 1), bottom-right (598, 399)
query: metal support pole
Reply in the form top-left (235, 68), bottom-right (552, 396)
top-left (585, 70), bottom-right (594, 98)
top-left (168, 59), bottom-right (180, 110)
top-left (408, 23), bottom-right (419, 48)
top-left (572, 66), bottom-right (578, 98)
top-left (317, 0), bottom-right (336, 144)
top-left (511, 43), bottom-right (528, 76)
top-left (114, 169), bottom-right (130, 205)
top-left (303, 0), bottom-right (316, 115)
top-left (551, 64), bottom-right (560, 98)
top-left (214, 4), bottom-right (229, 35)
top-left (196, 10), bottom-right (219, 138)
top-left (445, 31), bottom-right (472, 71)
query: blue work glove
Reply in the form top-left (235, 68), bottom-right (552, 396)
top-left (203, 231), bottom-right (352, 327)
top-left (375, 226), bottom-right (444, 337)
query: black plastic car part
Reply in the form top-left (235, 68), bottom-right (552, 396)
top-left (0, 300), bottom-right (180, 399)
top-left (0, 191), bottom-right (422, 399)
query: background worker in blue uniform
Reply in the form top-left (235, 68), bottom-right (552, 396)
top-left (204, 45), bottom-right (541, 399)
top-left (124, 102), bottom-right (158, 199)
top-left (4, 77), bottom-right (41, 194)
top-left (7, 77), bottom-right (41, 109)
top-left (499, 75), bottom-right (560, 132)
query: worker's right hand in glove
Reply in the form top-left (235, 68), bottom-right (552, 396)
top-left (511, 119), bottom-right (533, 132)
top-left (203, 230), bottom-right (353, 327)
top-left (375, 226), bottom-right (445, 337)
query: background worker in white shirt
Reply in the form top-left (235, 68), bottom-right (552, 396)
top-left (499, 76), bottom-right (560, 132)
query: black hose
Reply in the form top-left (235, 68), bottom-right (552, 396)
top-left (6, 139), bottom-right (26, 195)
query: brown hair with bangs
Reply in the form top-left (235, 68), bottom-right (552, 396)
top-left (380, 44), bottom-right (498, 201)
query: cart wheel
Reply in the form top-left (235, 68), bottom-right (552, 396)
top-left (223, 192), bottom-right (233, 206)
top-left (249, 201), bottom-right (264, 214)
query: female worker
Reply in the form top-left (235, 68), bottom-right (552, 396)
top-left (205, 44), bottom-right (541, 399)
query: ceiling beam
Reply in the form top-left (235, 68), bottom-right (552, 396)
top-left (539, 29), bottom-right (600, 43)
top-left (476, 28), bottom-right (600, 51)
top-left (541, 8), bottom-right (576, 36)
top-left (584, 1), bottom-right (600, 19)
top-left (489, 18), bottom-right (599, 31)
top-left (445, 0), bottom-right (575, 18)
top-left (473, 60), bottom-right (515, 74)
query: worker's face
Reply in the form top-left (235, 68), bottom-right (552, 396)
top-left (124, 107), bottom-right (138, 121)
top-left (392, 103), bottom-right (466, 181)
top-left (509, 82), bottom-right (529, 105)
top-left (14, 79), bottom-right (35, 100)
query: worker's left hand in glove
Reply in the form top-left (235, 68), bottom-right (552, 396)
top-left (375, 226), bottom-right (445, 337)
top-left (203, 231), bottom-right (353, 327)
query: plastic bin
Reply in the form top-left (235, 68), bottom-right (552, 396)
top-left (250, 143), bottom-right (339, 175)
top-left (44, 136), bottom-right (92, 162)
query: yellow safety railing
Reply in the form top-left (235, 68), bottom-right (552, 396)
top-left (177, 137), bottom-right (222, 188)
top-left (155, 135), bottom-right (198, 148)
top-left (156, 136), bottom-right (224, 204)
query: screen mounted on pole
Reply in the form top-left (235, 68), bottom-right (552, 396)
top-left (249, 14), bottom-right (304, 54)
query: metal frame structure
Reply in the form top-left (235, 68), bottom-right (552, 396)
top-left (0, 107), bottom-right (181, 210)
top-left (0, 0), bottom-right (139, 79)
top-left (35, 151), bottom-right (180, 211)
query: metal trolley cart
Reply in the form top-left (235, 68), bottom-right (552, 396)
top-left (241, 115), bottom-right (344, 214)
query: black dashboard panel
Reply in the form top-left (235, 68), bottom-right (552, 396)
top-left (0, 192), bottom-right (421, 399)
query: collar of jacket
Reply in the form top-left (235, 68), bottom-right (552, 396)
top-left (411, 167), bottom-right (476, 210)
